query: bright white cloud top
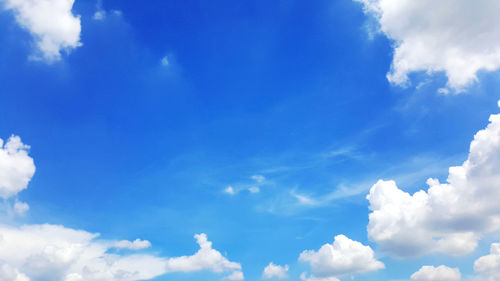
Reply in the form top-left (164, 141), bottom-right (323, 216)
top-left (0, 136), bottom-right (35, 199)
top-left (411, 265), bottom-right (461, 281)
top-left (367, 104), bottom-right (500, 257)
top-left (354, 0), bottom-right (500, 92)
top-left (299, 234), bottom-right (384, 281)
top-left (474, 243), bottom-right (500, 281)
top-left (263, 262), bottom-right (289, 279)
top-left (1, 0), bottom-right (82, 62)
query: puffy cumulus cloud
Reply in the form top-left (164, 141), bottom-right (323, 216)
top-left (474, 243), bottom-right (500, 281)
top-left (0, 224), bottom-right (167, 281)
top-left (299, 235), bottom-right (384, 281)
top-left (0, 225), bottom-right (243, 281)
top-left (165, 233), bottom-right (243, 279)
top-left (354, 0), bottom-right (500, 92)
top-left (0, 136), bottom-right (35, 199)
top-left (112, 239), bottom-right (151, 250)
top-left (1, 0), bottom-right (82, 62)
top-left (411, 265), bottom-right (461, 281)
top-left (367, 105), bottom-right (500, 257)
top-left (263, 262), bottom-right (289, 279)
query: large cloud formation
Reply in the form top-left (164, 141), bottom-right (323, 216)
top-left (367, 104), bottom-right (500, 257)
top-left (299, 235), bottom-right (384, 281)
top-left (0, 136), bottom-right (243, 281)
top-left (1, 0), bottom-right (82, 62)
top-left (354, 0), bottom-right (500, 92)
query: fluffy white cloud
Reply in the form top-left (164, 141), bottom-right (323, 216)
top-left (164, 233), bottom-right (243, 279)
top-left (367, 104), bottom-right (500, 257)
top-left (112, 239), bottom-right (151, 250)
top-left (1, 0), bottom-right (82, 62)
top-left (0, 225), bottom-right (243, 281)
top-left (411, 265), bottom-right (461, 281)
top-left (354, 0), bottom-right (500, 92)
top-left (299, 235), bottom-right (384, 280)
top-left (474, 243), bottom-right (500, 281)
top-left (0, 224), bottom-right (167, 281)
top-left (0, 136), bottom-right (35, 199)
top-left (263, 262), bottom-right (289, 279)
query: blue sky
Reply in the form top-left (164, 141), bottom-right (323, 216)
top-left (2, 0), bottom-right (500, 281)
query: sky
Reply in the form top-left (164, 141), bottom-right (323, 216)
top-left (1, 0), bottom-right (500, 281)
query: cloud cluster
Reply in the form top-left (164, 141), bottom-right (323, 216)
top-left (0, 136), bottom-right (243, 281)
top-left (299, 235), bottom-right (384, 281)
top-left (474, 243), bottom-right (500, 281)
top-left (354, 0), bottom-right (500, 92)
top-left (1, 0), bottom-right (82, 62)
top-left (411, 265), bottom-right (461, 281)
top-left (263, 262), bottom-right (289, 279)
top-left (0, 136), bottom-right (35, 200)
top-left (367, 107), bottom-right (500, 257)
top-left (0, 224), bottom-right (243, 281)
top-left (0, 224), bottom-right (167, 281)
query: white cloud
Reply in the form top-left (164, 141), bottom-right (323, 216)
top-left (0, 224), bottom-right (167, 281)
top-left (411, 265), bottom-right (461, 281)
top-left (226, 270), bottom-right (244, 280)
top-left (300, 272), bottom-right (339, 281)
top-left (1, 0), bottom-right (82, 62)
top-left (0, 136), bottom-right (35, 199)
top-left (367, 103), bottom-right (500, 257)
top-left (251, 175), bottom-right (265, 183)
top-left (0, 136), bottom-right (243, 281)
top-left (112, 239), bottom-right (151, 250)
top-left (161, 56), bottom-right (169, 66)
top-left (13, 201), bottom-right (29, 216)
top-left (248, 187), bottom-right (260, 194)
top-left (0, 225), bottom-right (243, 281)
top-left (164, 233), bottom-right (243, 279)
top-left (354, 0), bottom-right (500, 92)
top-left (263, 262), bottom-right (289, 279)
top-left (299, 235), bottom-right (384, 280)
top-left (93, 10), bottom-right (105, 20)
top-left (474, 243), bottom-right (500, 281)
top-left (224, 186), bottom-right (235, 195)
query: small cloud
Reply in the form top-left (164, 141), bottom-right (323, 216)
top-left (113, 238), bottom-right (152, 250)
top-left (263, 262), bottom-right (289, 279)
top-left (13, 201), bottom-right (29, 216)
top-left (161, 56), bottom-right (169, 66)
top-left (437, 88), bottom-right (450, 95)
top-left (248, 187), bottom-right (260, 194)
top-left (226, 271), bottom-right (244, 280)
top-left (224, 186), bottom-right (235, 195)
top-left (251, 175), bottom-right (266, 183)
top-left (93, 10), bottom-right (106, 20)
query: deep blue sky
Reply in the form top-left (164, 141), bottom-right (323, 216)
top-left (2, 0), bottom-right (500, 280)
